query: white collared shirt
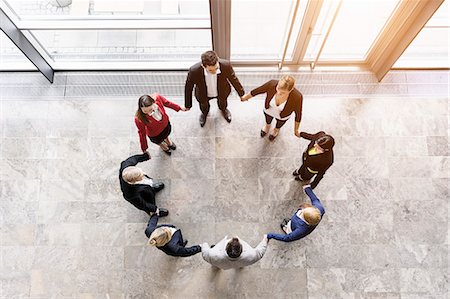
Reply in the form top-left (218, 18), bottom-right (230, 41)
top-left (203, 67), bottom-right (221, 98)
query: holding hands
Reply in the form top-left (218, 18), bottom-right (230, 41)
top-left (240, 93), bottom-right (252, 102)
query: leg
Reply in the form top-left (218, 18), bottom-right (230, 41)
top-left (261, 112), bottom-right (273, 137)
top-left (218, 96), bottom-right (232, 123)
top-left (269, 119), bottom-right (287, 141)
top-left (164, 137), bottom-right (176, 150)
top-left (199, 99), bottom-right (210, 116)
top-left (198, 99), bottom-right (210, 127)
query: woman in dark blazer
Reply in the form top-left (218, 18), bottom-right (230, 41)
top-left (145, 214), bottom-right (201, 257)
top-left (119, 153), bottom-right (168, 216)
top-left (267, 185), bottom-right (325, 242)
top-left (293, 131), bottom-right (335, 189)
top-left (241, 75), bottom-right (303, 141)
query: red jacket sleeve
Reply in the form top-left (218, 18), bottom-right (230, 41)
top-left (157, 94), bottom-right (181, 112)
top-left (134, 117), bottom-right (148, 152)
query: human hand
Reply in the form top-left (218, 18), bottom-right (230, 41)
top-left (241, 93), bottom-right (251, 101)
top-left (185, 107), bottom-right (191, 111)
top-left (302, 184), bottom-right (311, 191)
top-left (144, 150), bottom-right (151, 159)
top-left (180, 106), bottom-right (188, 112)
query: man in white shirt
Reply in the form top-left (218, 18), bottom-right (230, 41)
top-left (184, 50), bottom-right (245, 127)
top-left (200, 235), bottom-right (268, 270)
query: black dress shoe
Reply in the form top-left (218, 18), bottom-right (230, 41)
top-left (199, 113), bottom-right (207, 127)
top-left (168, 142), bottom-right (176, 150)
top-left (163, 149), bottom-right (171, 156)
top-left (158, 208), bottom-right (169, 217)
top-left (152, 182), bottom-right (165, 192)
top-left (222, 109), bottom-right (232, 123)
top-left (182, 240), bottom-right (188, 247)
top-left (292, 169), bottom-right (299, 176)
top-left (260, 130), bottom-right (267, 137)
top-left (268, 134), bottom-right (277, 141)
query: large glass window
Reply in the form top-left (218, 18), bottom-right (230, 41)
top-left (30, 29), bottom-right (211, 62)
top-left (0, 31), bottom-right (36, 70)
top-left (394, 0), bottom-right (449, 68)
top-left (230, 0), bottom-right (307, 61)
top-left (304, 0), bottom-right (400, 62)
top-left (3, 0), bottom-right (210, 19)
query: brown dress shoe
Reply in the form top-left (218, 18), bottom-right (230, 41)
top-left (199, 113), bottom-right (207, 127)
top-left (222, 109), bottom-right (232, 123)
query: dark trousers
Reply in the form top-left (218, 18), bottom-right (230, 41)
top-left (198, 96), bottom-right (228, 115)
top-left (297, 164), bottom-right (315, 180)
top-left (264, 112), bottom-right (287, 129)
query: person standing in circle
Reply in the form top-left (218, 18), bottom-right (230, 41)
top-left (184, 50), bottom-right (245, 127)
top-left (135, 94), bottom-right (187, 156)
top-left (241, 75), bottom-right (303, 141)
top-left (293, 131), bottom-right (335, 189)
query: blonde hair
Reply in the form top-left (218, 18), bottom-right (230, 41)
top-left (278, 75), bottom-right (296, 91)
top-left (147, 227), bottom-right (172, 247)
top-left (303, 207), bottom-right (321, 226)
top-left (122, 166), bottom-right (144, 184)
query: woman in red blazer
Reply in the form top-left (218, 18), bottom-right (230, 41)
top-left (241, 75), bottom-right (303, 141)
top-left (135, 93), bottom-right (187, 156)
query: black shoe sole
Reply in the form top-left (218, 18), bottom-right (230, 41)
top-left (260, 130), bottom-right (267, 137)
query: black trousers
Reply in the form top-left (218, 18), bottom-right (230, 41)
top-left (297, 164), bottom-right (316, 180)
top-left (198, 96), bottom-right (228, 115)
top-left (264, 112), bottom-right (287, 129)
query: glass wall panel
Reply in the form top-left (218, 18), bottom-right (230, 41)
top-left (3, 0), bottom-right (210, 19)
top-left (30, 29), bottom-right (211, 62)
top-left (394, 0), bottom-right (449, 68)
top-left (231, 0), bottom-right (306, 61)
top-left (0, 30), bottom-right (36, 70)
top-left (305, 0), bottom-right (400, 61)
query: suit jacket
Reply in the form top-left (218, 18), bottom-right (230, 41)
top-left (119, 153), bottom-right (157, 214)
top-left (145, 214), bottom-right (201, 257)
top-left (250, 80), bottom-right (303, 122)
top-left (300, 131), bottom-right (334, 189)
top-left (200, 236), bottom-right (268, 269)
top-left (267, 187), bottom-right (325, 242)
top-left (184, 59), bottom-right (245, 108)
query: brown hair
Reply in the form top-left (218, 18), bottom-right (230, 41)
top-left (278, 75), bottom-right (296, 91)
top-left (135, 95), bottom-right (155, 124)
top-left (225, 238), bottom-right (242, 258)
top-left (201, 50), bottom-right (218, 67)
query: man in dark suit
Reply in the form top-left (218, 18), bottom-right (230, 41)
top-left (119, 153), bottom-right (168, 216)
top-left (184, 50), bottom-right (245, 127)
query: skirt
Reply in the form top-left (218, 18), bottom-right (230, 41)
top-left (149, 122), bottom-right (172, 144)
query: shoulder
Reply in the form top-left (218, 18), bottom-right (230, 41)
top-left (291, 88), bottom-right (303, 100)
top-left (189, 62), bottom-right (202, 73)
top-left (218, 58), bottom-right (231, 68)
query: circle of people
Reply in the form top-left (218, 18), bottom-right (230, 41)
top-left (119, 51), bottom-right (335, 270)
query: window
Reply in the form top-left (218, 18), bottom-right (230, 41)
top-left (230, 0), bottom-right (306, 61)
top-left (304, 0), bottom-right (400, 62)
top-left (394, 0), bottom-right (449, 68)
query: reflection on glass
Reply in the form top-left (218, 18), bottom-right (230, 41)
top-left (394, 0), bottom-right (449, 68)
top-left (0, 31), bottom-right (36, 70)
top-left (231, 0), bottom-right (302, 61)
top-left (4, 0), bottom-right (210, 19)
top-left (305, 0), bottom-right (400, 61)
top-left (31, 29), bottom-right (212, 61)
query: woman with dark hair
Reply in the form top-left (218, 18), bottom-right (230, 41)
top-left (293, 131), bottom-right (335, 189)
top-left (135, 94), bottom-right (187, 156)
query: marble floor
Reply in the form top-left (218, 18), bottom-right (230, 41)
top-left (0, 70), bottom-right (449, 299)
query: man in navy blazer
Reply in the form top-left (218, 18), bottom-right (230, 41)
top-left (184, 50), bottom-right (245, 127)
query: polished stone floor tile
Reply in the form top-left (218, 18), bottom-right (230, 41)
top-left (0, 71), bottom-right (448, 298)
